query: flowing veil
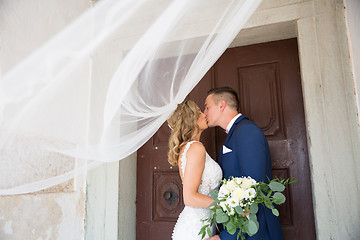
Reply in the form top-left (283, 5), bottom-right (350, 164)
top-left (0, 0), bottom-right (262, 195)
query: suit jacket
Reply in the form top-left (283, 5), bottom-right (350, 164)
top-left (218, 115), bottom-right (284, 240)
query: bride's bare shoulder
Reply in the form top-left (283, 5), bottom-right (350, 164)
top-left (187, 141), bottom-right (205, 151)
top-left (186, 142), bottom-right (205, 161)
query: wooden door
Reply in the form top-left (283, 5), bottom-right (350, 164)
top-left (136, 38), bottom-right (316, 240)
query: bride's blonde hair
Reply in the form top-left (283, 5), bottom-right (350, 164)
top-left (167, 100), bottom-right (200, 166)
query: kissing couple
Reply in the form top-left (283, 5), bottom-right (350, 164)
top-left (168, 87), bottom-right (284, 240)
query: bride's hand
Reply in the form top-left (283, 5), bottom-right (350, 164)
top-left (241, 210), bottom-right (250, 217)
top-left (207, 235), bottom-right (220, 240)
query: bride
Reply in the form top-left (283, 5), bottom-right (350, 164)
top-left (167, 100), bottom-right (223, 240)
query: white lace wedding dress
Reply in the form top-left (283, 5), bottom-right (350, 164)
top-left (172, 141), bottom-right (223, 240)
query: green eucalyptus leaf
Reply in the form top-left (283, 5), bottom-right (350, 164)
top-left (272, 208), bottom-right (280, 216)
top-left (273, 192), bottom-right (286, 204)
top-left (216, 208), bottom-right (225, 215)
top-left (216, 209), bottom-right (229, 223)
top-left (208, 201), bottom-right (217, 208)
top-left (210, 190), bottom-right (219, 200)
top-left (216, 214), bottom-right (229, 223)
top-left (207, 228), bottom-right (212, 238)
top-left (249, 213), bottom-right (257, 222)
top-left (235, 206), bottom-right (244, 215)
top-left (198, 226), bottom-right (206, 238)
top-left (255, 218), bottom-right (259, 229)
top-left (269, 181), bottom-right (285, 192)
top-left (226, 221), bottom-right (235, 231)
top-left (247, 220), bottom-right (258, 235)
top-left (198, 228), bottom-right (204, 237)
top-left (227, 223), bottom-right (236, 235)
top-left (250, 203), bottom-right (258, 214)
top-left (265, 202), bottom-right (274, 209)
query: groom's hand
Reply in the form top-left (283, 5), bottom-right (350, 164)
top-left (207, 235), bottom-right (220, 240)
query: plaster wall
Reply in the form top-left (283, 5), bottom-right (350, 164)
top-left (0, 0), bottom-right (90, 239)
top-left (344, 0), bottom-right (360, 182)
top-left (344, 0), bottom-right (360, 127)
top-left (0, 186), bottom-right (86, 240)
top-left (297, 8), bottom-right (360, 240)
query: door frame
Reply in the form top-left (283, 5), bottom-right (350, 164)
top-left (85, 7), bottom-right (360, 240)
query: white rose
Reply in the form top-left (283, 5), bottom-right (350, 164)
top-left (219, 185), bottom-right (230, 198)
top-left (242, 178), bottom-right (256, 189)
top-left (234, 177), bottom-right (243, 185)
top-left (226, 180), bottom-right (237, 192)
top-left (244, 188), bottom-right (257, 200)
top-left (249, 177), bottom-right (257, 186)
top-left (231, 187), bottom-right (245, 201)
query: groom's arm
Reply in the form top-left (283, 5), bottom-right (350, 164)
top-left (207, 229), bottom-right (240, 240)
top-left (218, 228), bottom-right (240, 240)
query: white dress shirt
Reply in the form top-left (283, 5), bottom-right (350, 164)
top-left (225, 113), bottom-right (242, 134)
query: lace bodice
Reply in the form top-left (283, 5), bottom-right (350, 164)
top-left (172, 141), bottom-right (223, 240)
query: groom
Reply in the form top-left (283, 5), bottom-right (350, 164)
top-left (204, 87), bottom-right (284, 240)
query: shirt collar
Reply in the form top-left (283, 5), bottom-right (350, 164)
top-left (225, 113), bottom-right (242, 134)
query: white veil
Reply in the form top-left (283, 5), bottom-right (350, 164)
top-left (0, 0), bottom-right (262, 195)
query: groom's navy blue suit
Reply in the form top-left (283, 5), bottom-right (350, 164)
top-left (218, 115), bottom-right (284, 240)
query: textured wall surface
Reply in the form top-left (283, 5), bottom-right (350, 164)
top-left (0, 188), bottom-right (86, 240)
top-left (0, 1), bottom-right (90, 239)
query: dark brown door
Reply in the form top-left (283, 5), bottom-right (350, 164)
top-left (136, 38), bottom-right (316, 240)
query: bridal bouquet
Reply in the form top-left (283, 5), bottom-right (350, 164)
top-left (198, 176), bottom-right (295, 240)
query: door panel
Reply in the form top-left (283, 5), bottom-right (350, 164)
top-left (136, 39), bottom-right (316, 240)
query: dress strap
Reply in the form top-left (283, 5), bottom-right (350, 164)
top-left (180, 141), bottom-right (199, 177)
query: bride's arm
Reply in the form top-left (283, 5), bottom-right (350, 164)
top-left (181, 142), bottom-right (214, 208)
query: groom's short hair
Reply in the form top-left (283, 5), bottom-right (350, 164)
top-left (207, 87), bottom-right (239, 111)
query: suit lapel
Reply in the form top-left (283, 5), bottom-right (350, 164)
top-left (219, 143), bottom-right (224, 166)
top-left (220, 115), bottom-right (248, 167)
top-left (224, 115), bottom-right (248, 145)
